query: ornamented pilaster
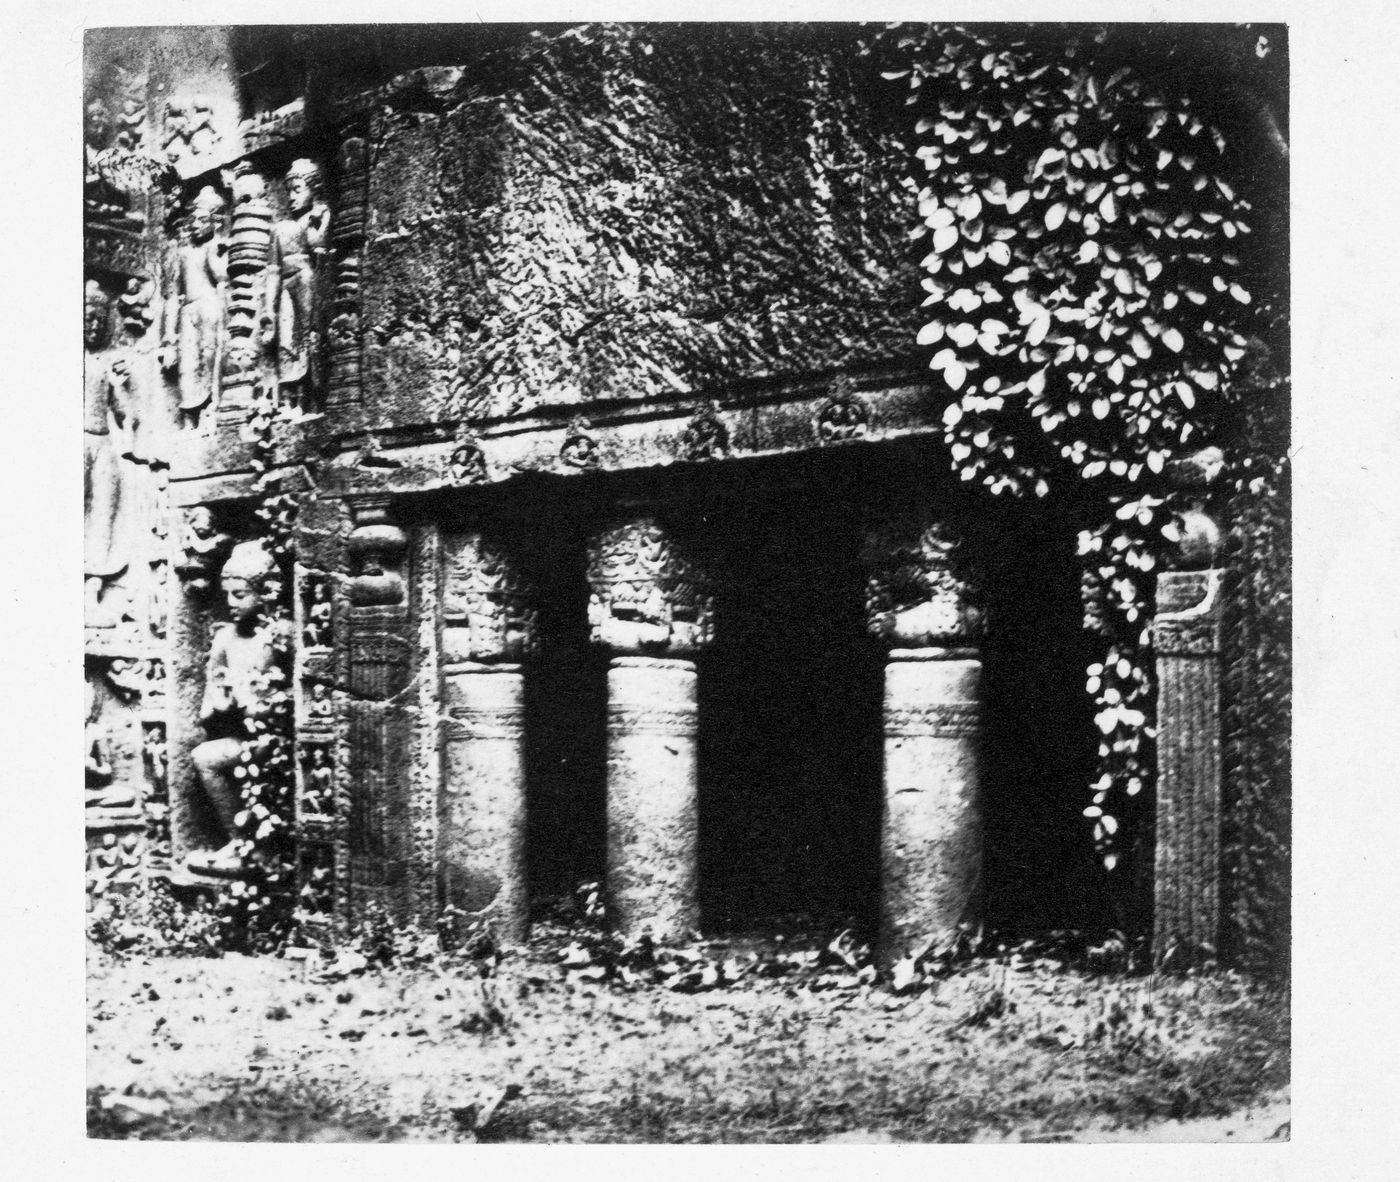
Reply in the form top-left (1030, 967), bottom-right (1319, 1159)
top-left (292, 560), bottom-right (339, 929)
top-left (587, 516), bottom-right (716, 940)
top-left (343, 497), bottom-right (414, 918)
top-left (1152, 490), bottom-right (1227, 966)
top-left (438, 529), bottom-right (540, 943)
top-left (222, 162), bottom-right (274, 428)
top-left (862, 511), bottom-right (984, 958)
top-left (326, 132), bottom-right (369, 412)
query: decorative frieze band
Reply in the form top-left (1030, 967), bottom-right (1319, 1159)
top-left (884, 702), bottom-right (982, 739)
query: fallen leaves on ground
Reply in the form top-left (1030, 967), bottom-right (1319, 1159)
top-left (87, 931), bottom-right (1288, 1143)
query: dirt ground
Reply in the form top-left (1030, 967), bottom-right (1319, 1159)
top-left (87, 939), bottom-right (1289, 1143)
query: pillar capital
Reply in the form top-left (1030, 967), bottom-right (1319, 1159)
top-left (345, 497), bottom-right (408, 608)
top-left (442, 529), bottom-right (540, 663)
top-left (586, 515), bottom-right (715, 657)
top-left (1153, 568), bottom-right (1224, 657)
top-left (861, 512), bottom-right (982, 649)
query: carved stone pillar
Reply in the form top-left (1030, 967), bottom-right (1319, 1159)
top-left (587, 516), bottom-right (715, 940)
top-left (343, 497), bottom-right (414, 918)
top-left (1152, 500), bottom-right (1226, 965)
top-left (439, 530), bottom-right (540, 943)
top-left (862, 513), bottom-right (984, 957)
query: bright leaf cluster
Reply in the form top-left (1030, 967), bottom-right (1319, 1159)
top-left (887, 25), bottom-right (1257, 500)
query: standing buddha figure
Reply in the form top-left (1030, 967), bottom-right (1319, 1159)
top-left (268, 158), bottom-right (330, 393)
top-left (161, 186), bottom-right (227, 428)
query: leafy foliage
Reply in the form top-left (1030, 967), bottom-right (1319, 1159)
top-left (872, 23), bottom-right (1285, 874)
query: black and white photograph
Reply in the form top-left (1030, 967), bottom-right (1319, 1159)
top-left (69, 17), bottom-right (1305, 1147)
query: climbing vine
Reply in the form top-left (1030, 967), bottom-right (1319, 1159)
top-left (870, 23), bottom-right (1283, 871)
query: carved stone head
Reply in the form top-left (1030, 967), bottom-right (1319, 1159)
top-left (187, 506), bottom-right (216, 539)
top-left (84, 280), bottom-right (111, 351)
top-left (220, 540), bottom-right (279, 624)
top-left (188, 186), bottom-right (226, 243)
top-left (285, 159), bottom-right (324, 215)
top-left (85, 98), bottom-right (111, 150)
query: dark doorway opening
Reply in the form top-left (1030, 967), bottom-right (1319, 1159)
top-left (698, 488), bottom-right (885, 936)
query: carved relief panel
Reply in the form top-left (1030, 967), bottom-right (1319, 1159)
top-left (861, 514), bottom-right (983, 649)
top-left (441, 531), bottom-right (540, 663)
top-left (586, 517), bottom-right (717, 656)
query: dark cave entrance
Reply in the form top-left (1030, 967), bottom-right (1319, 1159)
top-left (696, 488), bottom-right (885, 935)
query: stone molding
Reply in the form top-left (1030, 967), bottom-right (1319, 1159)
top-left (445, 703), bottom-right (527, 740)
top-left (605, 704), bottom-right (698, 738)
top-left (884, 702), bottom-right (982, 739)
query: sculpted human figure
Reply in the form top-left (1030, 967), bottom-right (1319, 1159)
top-left (303, 746), bottom-right (334, 816)
top-left (84, 98), bottom-right (127, 222)
top-left (302, 581), bottom-right (332, 647)
top-left (86, 677), bottom-right (135, 810)
top-left (177, 506), bottom-right (232, 594)
top-left (188, 541), bottom-right (294, 876)
top-left (187, 98), bottom-right (217, 158)
top-left (161, 99), bottom-right (190, 166)
top-left (266, 159), bottom-right (330, 392)
top-left (161, 186), bottom-right (227, 428)
top-left (84, 282), bottom-right (134, 624)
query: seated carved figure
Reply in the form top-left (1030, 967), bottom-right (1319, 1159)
top-left (85, 677), bottom-right (135, 810)
top-left (188, 541), bottom-right (293, 877)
